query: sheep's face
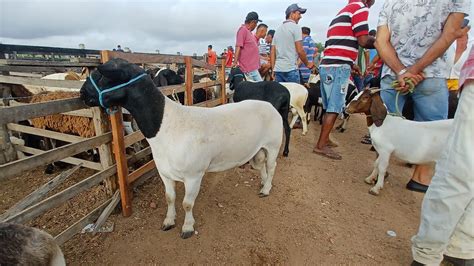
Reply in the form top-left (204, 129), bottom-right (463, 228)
top-left (346, 89), bottom-right (372, 114)
top-left (80, 58), bottom-right (146, 108)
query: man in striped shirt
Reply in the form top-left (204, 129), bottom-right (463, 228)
top-left (313, 0), bottom-right (375, 160)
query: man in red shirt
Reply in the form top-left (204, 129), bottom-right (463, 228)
top-left (226, 46), bottom-right (234, 68)
top-left (234, 11), bottom-right (263, 81)
top-left (207, 45), bottom-right (217, 66)
top-left (314, 0), bottom-right (375, 160)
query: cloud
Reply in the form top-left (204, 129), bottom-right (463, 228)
top-left (0, 0), bottom-right (470, 55)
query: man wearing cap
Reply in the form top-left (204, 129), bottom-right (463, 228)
top-left (233, 11), bottom-right (263, 81)
top-left (313, 0), bottom-right (376, 160)
top-left (271, 3), bottom-right (314, 84)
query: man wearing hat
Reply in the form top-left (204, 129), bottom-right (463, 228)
top-left (233, 11), bottom-right (263, 81)
top-left (271, 3), bottom-right (314, 83)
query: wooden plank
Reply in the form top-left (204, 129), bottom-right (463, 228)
top-left (127, 160), bottom-right (156, 185)
top-left (0, 97), bottom-right (87, 124)
top-left (92, 190), bottom-right (120, 234)
top-left (192, 81), bottom-right (220, 90)
top-left (7, 101), bottom-right (93, 118)
top-left (127, 146), bottom-right (152, 166)
top-left (0, 44), bottom-right (100, 57)
top-left (7, 123), bottom-right (86, 143)
top-left (54, 198), bottom-right (111, 245)
top-left (91, 107), bottom-right (115, 195)
top-left (0, 59), bottom-right (100, 67)
top-left (3, 165), bottom-right (116, 224)
top-left (0, 75), bottom-right (84, 89)
top-left (194, 98), bottom-right (222, 108)
top-left (15, 145), bottom-right (103, 171)
top-left (184, 57), bottom-right (193, 106)
top-left (220, 58), bottom-right (227, 105)
top-left (109, 109), bottom-right (132, 217)
top-left (0, 65), bottom-right (71, 74)
top-left (191, 58), bottom-right (216, 71)
top-left (132, 167), bottom-right (158, 189)
top-left (0, 164), bottom-right (81, 221)
top-left (0, 133), bottom-right (111, 180)
top-left (159, 84), bottom-right (185, 96)
top-left (123, 130), bottom-right (144, 147)
top-left (106, 51), bottom-right (185, 65)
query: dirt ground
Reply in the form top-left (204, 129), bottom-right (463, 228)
top-left (1, 114), bottom-right (425, 265)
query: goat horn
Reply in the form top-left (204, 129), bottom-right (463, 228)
top-left (370, 88), bottom-right (381, 94)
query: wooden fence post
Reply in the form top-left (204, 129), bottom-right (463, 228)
top-left (100, 50), bottom-right (131, 216)
top-left (184, 56), bottom-right (193, 106)
top-left (91, 107), bottom-right (115, 195)
top-left (220, 58), bottom-right (226, 105)
top-left (0, 123), bottom-right (16, 165)
top-left (109, 109), bottom-right (132, 217)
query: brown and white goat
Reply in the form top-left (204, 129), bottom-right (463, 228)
top-left (346, 89), bottom-right (453, 195)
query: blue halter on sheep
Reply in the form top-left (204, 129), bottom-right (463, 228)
top-left (80, 58), bottom-right (283, 238)
top-left (227, 67), bottom-right (292, 157)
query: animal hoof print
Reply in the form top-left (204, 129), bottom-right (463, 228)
top-left (161, 224), bottom-right (175, 231)
top-left (180, 231), bottom-right (194, 239)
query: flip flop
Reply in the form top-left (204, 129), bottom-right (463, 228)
top-left (313, 148), bottom-right (342, 160)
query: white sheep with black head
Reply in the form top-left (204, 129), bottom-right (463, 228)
top-left (80, 58), bottom-right (283, 238)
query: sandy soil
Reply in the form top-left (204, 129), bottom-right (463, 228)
top-left (1, 114), bottom-right (425, 265)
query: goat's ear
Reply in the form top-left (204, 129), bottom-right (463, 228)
top-left (370, 93), bottom-right (387, 127)
top-left (98, 58), bottom-right (131, 81)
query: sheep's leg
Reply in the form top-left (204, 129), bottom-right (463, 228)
top-left (369, 153), bottom-right (390, 196)
top-left (365, 156), bottom-right (379, 185)
top-left (250, 149), bottom-right (267, 186)
top-left (296, 106), bottom-right (308, 135)
top-left (280, 108), bottom-right (291, 157)
top-left (260, 149), bottom-right (278, 197)
top-left (161, 176), bottom-right (177, 231)
top-left (289, 108), bottom-right (299, 129)
top-left (181, 177), bottom-right (203, 239)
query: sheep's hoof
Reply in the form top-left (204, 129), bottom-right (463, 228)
top-left (161, 224), bottom-right (176, 231)
top-left (180, 231), bottom-right (194, 239)
top-left (258, 192), bottom-right (269, 198)
top-left (369, 188), bottom-right (380, 196)
top-left (283, 151), bottom-right (289, 157)
top-left (302, 131), bottom-right (307, 136)
top-left (364, 178), bottom-right (375, 185)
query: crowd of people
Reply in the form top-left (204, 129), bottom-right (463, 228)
top-left (204, 1), bottom-right (472, 265)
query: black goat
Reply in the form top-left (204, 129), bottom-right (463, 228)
top-left (153, 68), bottom-right (207, 104)
top-left (228, 67), bottom-right (291, 157)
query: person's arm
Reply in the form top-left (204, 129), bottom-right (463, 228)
top-left (410, 12), bottom-right (469, 74)
top-left (270, 45), bottom-right (276, 69)
top-left (375, 25), bottom-right (424, 91)
top-left (296, 41), bottom-right (313, 69)
top-left (232, 46), bottom-right (241, 67)
top-left (358, 35), bottom-right (375, 49)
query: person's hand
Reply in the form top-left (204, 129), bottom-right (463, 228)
top-left (306, 61), bottom-right (314, 70)
top-left (395, 69), bottom-right (424, 93)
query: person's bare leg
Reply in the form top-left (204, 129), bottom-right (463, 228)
top-left (411, 164), bottom-right (434, 186)
top-left (316, 112), bottom-right (338, 149)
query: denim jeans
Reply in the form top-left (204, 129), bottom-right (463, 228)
top-left (380, 76), bottom-right (448, 121)
top-left (244, 69), bottom-right (263, 82)
top-left (319, 65), bottom-right (352, 113)
top-left (275, 69), bottom-right (300, 83)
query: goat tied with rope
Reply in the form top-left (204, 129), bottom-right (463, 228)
top-left (346, 88), bottom-right (453, 195)
top-left (80, 58), bottom-right (283, 238)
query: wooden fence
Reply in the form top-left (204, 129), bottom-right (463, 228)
top-left (0, 47), bottom-right (227, 244)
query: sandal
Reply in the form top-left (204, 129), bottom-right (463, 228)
top-left (313, 147), bottom-right (342, 160)
top-left (406, 179), bottom-right (428, 193)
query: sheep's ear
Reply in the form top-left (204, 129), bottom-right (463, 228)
top-left (370, 93), bottom-right (387, 127)
top-left (98, 58), bottom-right (131, 81)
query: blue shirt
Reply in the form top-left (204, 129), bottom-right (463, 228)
top-left (299, 35), bottom-right (316, 82)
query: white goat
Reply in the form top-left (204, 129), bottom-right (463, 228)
top-left (280, 82), bottom-right (309, 135)
top-left (80, 58), bottom-right (283, 238)
top-left (346, 89), bottom-right (453, 195)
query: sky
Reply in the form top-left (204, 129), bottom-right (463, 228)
top-left (0, 0), bottom-right (472, 56)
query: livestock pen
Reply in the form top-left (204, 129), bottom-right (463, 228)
top-left (0, 45), bottom-right (227, 245)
